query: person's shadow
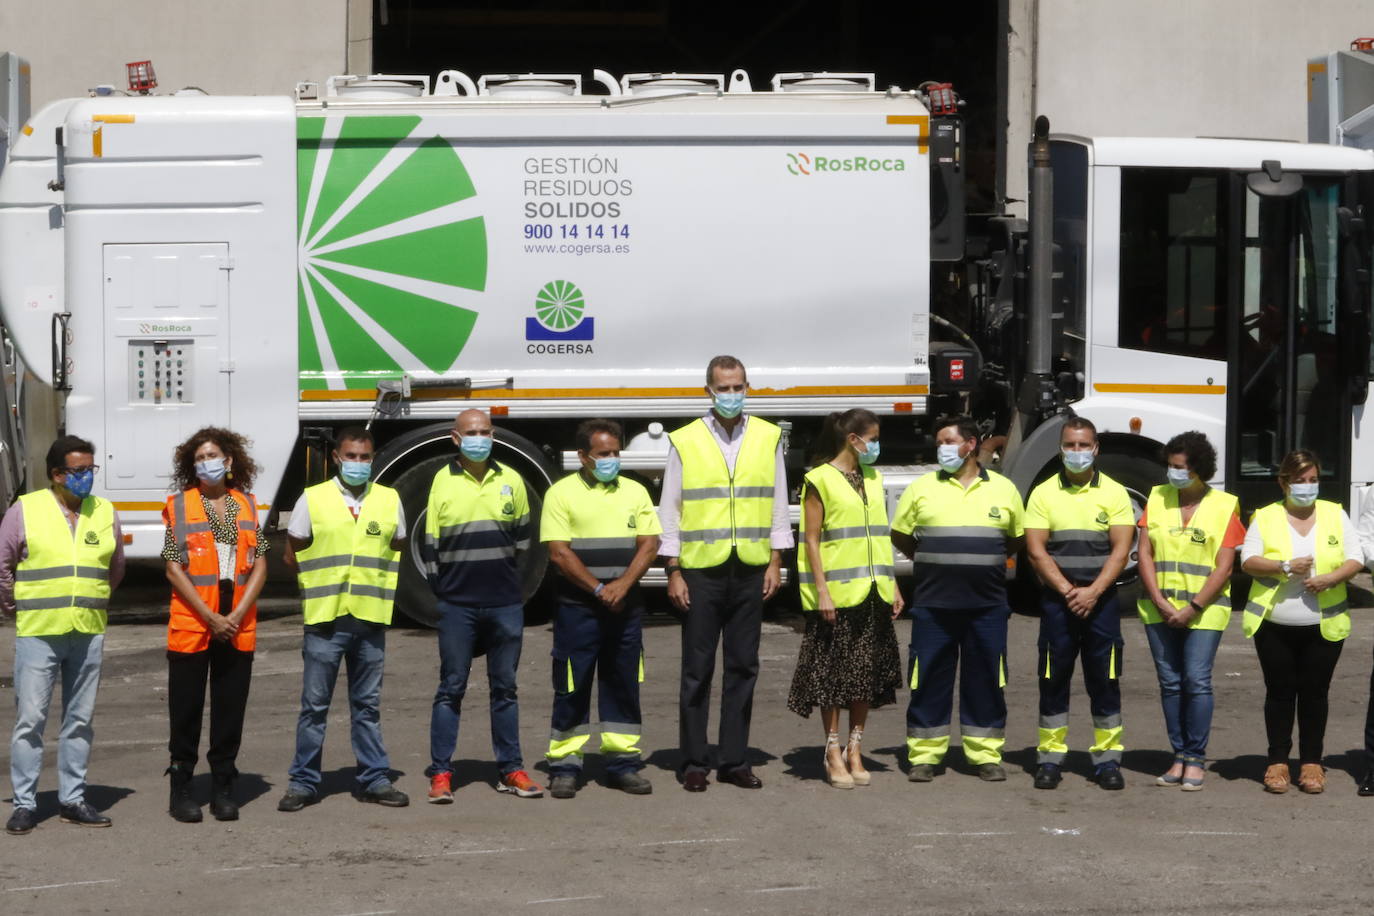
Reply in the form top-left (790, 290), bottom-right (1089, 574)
top-left (305, 765), bottom-right (411, 800)
top-left (781, 743), bottom-right (895, 782)
top-left (30, 783), bottom-right (134, 823)
top-left (642, 746), bottom-right (779, 782)
top-left (435, 758), bottom-right (502, 791)
top-left (187, 771), bottom-right (273, 808)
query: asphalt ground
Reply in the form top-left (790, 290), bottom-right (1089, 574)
top-left (2, 561), bottom-right (1374, 915)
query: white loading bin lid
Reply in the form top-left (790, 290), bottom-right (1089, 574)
top-left (620, 72), bottom-right (725, 96)
top-left (771, 71), bottom-right (876, 92)
top-left (478, 73), bottom-right (582, 98)
top-left (325, 74), bottom-right (428, 98)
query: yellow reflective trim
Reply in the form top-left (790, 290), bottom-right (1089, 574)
top-left (92, 114), bottom-right (136, 124)
top-left (961, 734), bottom-right (1005, 766)
top-left (92, 126), bottom-right (102, 157)
top-left (566, 659), bottom-right (575, 693)
top-left (638, 652), bottom-right (645, 684)
top-left (1090, 727), bottom-right (1125, 755)
top-left (1109, 646), bottom-right (1117, 680)
top-left (600, 731), bottom-right (641, 756)
top-left (909, 657), bottom-right (919, 690)
top-left (21, 124), bottom-right (32, 136)
top-left (906, 735), bottom-right (948, 765)
top-left (1093, 383), bottom-right (1226, 395)
top-left (1036, 727), bottom-right (1069, 756)
top-left (999, 656), bottom-right (1007, 689)
top-left (1044, 650), bottom-right (1051, 679)
top-left (547, 733), bottom-right (590, 761)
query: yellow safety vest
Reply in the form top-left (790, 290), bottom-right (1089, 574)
top-left (798, 463), bottom-right (895, 610)
top-left (295, 481), bottom-right (401, 626)
top-left (1136, 485), bottom-right (1237, 631)
top-left (1242, 499), bottom-right (1349, 642)
top-left (669, 417), bottom-right (779, 568)
top-left (13, 489), bottom-right (115, 637)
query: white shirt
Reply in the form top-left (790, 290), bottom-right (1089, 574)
top-left (1241, 509), bottom-right (1360, 626)
top-left (287, 478), bottom-right (407, 540)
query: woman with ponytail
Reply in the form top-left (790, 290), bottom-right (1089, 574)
top-left (787, 410), bottom-right (904, 788)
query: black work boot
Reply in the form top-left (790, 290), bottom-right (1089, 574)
top-left (210, 769), bottom-right (240, 821)
top-left (166, 762), bottom-right (203, 823)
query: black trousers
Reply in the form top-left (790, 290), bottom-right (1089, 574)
top-left (167, 584), bottom-right (254, 773)
top-left (679, 556), bottom-right (764, 774)
top-left (1253, 623), bottom-right (1342, 765)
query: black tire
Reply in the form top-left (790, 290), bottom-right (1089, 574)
top-left (1093, 450), bottom-right (1165, 607)
top-left (386, 437), bottom-right (555, 628)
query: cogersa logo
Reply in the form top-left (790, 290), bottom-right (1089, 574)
top-left (526, 280), bottom-right (595, 354)
top-left (786, 153), bottom-right (907, 175)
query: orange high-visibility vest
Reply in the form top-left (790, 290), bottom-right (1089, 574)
top-left (163, 488), bottom-right (258, 653)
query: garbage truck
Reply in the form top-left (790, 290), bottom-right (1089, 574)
top-left (0, 58), bottom-right (1372, 623)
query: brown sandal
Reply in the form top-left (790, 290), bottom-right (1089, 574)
top-left (1262, 763), bottom-right (1290, 794)
top-left (1298, 763), bottom-right (1325, 794)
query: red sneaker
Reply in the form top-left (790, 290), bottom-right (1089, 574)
top-left (427, 772), bottom-right (454, 804)
top-left (497, 769), bottom-right (544, 798)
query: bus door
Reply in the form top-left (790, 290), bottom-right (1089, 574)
top-left (1226, 170), bottom-right (1370, 514)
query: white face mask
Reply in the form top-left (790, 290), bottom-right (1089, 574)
top-left (936, 443), bottom-right (965, 473)
top-left (1166, 467), bottom-right (1193, 489)
top-left (1061, 449), bottom-right (1095, 473)
top-left (1287, 482), bottom-right (1319, 507)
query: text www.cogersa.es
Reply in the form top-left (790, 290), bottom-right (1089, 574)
top-left (523, 243), bottom-right (631, 256)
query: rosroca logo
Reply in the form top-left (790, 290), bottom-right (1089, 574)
top-left (786, 152), bottom-right (908, 175)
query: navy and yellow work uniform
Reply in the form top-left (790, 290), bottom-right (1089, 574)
top-left (1024, 469), bottom-right (1134, 768)
top-left (541, 471), bottom-right (662, 777)
top-left (892, 467), bottom-right (1024, 766)
top-left (2, 488), bottom-right (123, 815)
top-left (421, 459), bottom-right (532, 780)
top-left (285, 479), bottom-right (403, 799)
top-left (1136, 485), bottom-right (1243, 770)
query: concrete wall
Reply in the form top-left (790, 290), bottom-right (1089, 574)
top-left (1004, 0), bottom-right (1372, 212)
top-left (0, 0), bottom-right (358, 109)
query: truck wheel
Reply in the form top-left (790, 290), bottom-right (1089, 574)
top-left (385, 437), bottom-right (555, 628)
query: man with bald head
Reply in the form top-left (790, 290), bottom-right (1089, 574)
top-left (420, 409), bottom-right (543, 802)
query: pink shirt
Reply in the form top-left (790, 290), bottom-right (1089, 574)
top-left (0, 492), bottom-right (126, 618)
top-left (657, 413), bottom-right (794, 558)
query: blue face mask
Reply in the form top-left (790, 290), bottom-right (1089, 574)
top-left (340, 460), bottom-right (372, 486)
top-left (856, 438), bottom-right (880, 465)
top-left (458, 434), bottom-right (493, 462)
top-left (64, 468), bottom-right (94, 500)
top-left (195, 457), bottom-right (227, 483)
top-left (936, 443), bottom-right (965, 473)
top-left (592, 456), bottom-right (621, 483)
top-left (1287, 482), bottom-right (1319, 507)
top-left (1061, 449), bottom-right (1095, 473)
top-left (1167, 467), bottom-right (1194, 489)
top-left (712, 391), bottom-right (746, 419)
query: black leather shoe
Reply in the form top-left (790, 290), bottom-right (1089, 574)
top-left (167, 762), bottom-right (202, 823)
top-left (1095, 766), bottom-right (1126, 791)
top-left (1359, 770), bottom-right (1374, 797)
top-left (682, 771), bottom-right (709, 792)
top-left (210, 772), bottom-right (239, 822)
top-left (717, 767), bottom-right (763, 789)
top-left (5, 807), bottom-right (36, 835)
top-left (277, 789), bottom-right (315, 812)
top-left (550, 774), bottom-right (578, 799)
top-left (58, 801), bottom-right (111, 828)
top-left (358, 782), bottom-right (409, 807)
top-left (607, 771), bottom-right (653, 795)
top-left (1034, 764), bottom-right (1063, 790)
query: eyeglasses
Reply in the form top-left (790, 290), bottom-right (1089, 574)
top-left (62, 466), bottom-right (100, 475)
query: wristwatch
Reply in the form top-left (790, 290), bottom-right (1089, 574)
top-left (1188, 600), bottom-right (1203, 614)
top-left (1281, 560), bottom-right (1292, 577)
top-left (594, 583), bottom-right (606, 597)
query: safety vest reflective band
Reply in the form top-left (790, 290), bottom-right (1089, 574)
top-left (13, 490), bottom-right (115, 637)
top-left (1024, 470), bottom-right (1134, 585)
top-left (1242, 499), bottom-right (1349, 642)
top-left (1136, 485), bottom-right (1237, 631)
top-left (164, 488), bottom-right (258, 652)
top-left (669, 417), bottom-right (779, 568)
top-left (295, 481), bottom-right (401, 626)
top-left (797, 463), bottom-right (896, 610)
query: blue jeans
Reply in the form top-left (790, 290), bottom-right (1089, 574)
top-left (10, 633), bottom-right (104, 810)
top-left (427, 600), bottom-right (525, 777)
top-left (287, 623), bottom-right (390, 795)
top-left (1144, 623), bottom-right (1224, 762)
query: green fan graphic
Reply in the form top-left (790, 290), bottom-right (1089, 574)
top-left (296, 116), bottom-right (488, 389)
top-left (534, 280), bottom-right (586, 331)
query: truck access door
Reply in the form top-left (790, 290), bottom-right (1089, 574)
top-left (1225, 172), bottom-right (1366, 511)
top-left (102, 243), bottom-right (231, 491)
